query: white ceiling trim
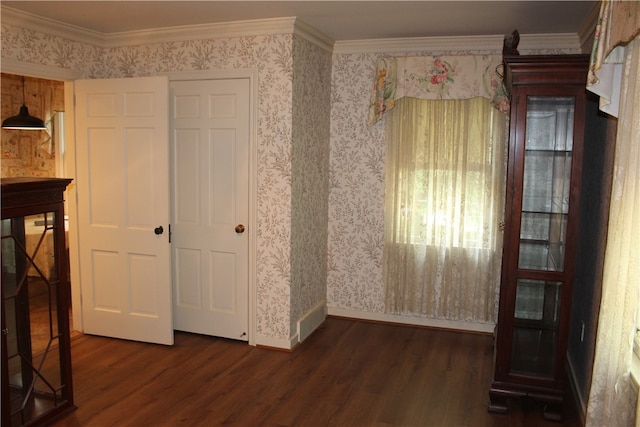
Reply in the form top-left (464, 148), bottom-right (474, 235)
top-left (103, 17), bottom-right (300, 48)
top-left (293, 19), bottom-right (334, 53)
top-left (1, 6), bottom-right (329, 50)
top-left (1, 6), bottom-right (105, 46)
top-left (1, 5), bottom-right (587, 56)
top-left (333, 33), bottom-right (583, 55)
top-left (517, 33), bottom-right (584, 53)
top-left (0, 57), bottom-right (85, 81)
top-left (333, 35), bottom-right (504, 55)
top-left (577, 3), bottom-right (600, 54)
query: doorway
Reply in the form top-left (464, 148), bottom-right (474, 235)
top-left (1, 67), bottom-right (258, 345)
top-left (0, 73), bottom-right (78, 342)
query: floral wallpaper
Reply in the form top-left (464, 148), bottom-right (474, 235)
top-left (1, 73), bottom-right (64, 177)
top-left (1, 21), bottom-right (333, 344)
top-left (290, 36), bottom-right (332, 335)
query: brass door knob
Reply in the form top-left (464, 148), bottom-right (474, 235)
top-left (235, 224), bottom-right (245, 234)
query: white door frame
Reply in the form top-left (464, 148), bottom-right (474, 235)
top-left (1, 59), bottom-right (86, 332)
top-left (160, 69), bottom-right (258, 346)
top-left (1, 60), bottom-right (258, 346)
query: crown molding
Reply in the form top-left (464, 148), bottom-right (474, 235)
top-left (333, 35), bottom-right (504, 55)
top-left (333, 33), bottom-right (582, 55)
top-left (104, 17), bottom-right (298, 47)
top-left (2, 4), bottom-right (583, 56)
top-left (293, 19), bottom-right (334, 53)
top-left (1, 5), bottom-right (105, 46)
top-left (0, 57), bottom-right (85, 81)
top-left (517, 33), bottom-right (582, 53)
top-left (577, 1), bottom-right (600, 54)
top-left (1, 5), bottom-right (302, 48)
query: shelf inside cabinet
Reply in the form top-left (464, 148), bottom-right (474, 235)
top-left (514, 317), bottom-right (559, 331)
top-left (518, 241), bottom-right (564, 271)
top-left (521, 209), bottom-right (568, 215)
top-left (525, 149), bottom-right (572, 153)
top-left (511, 326), bottom-right (557, 377)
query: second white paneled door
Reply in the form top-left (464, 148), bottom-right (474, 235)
top-left (170, 79), bottom-right (250, 341)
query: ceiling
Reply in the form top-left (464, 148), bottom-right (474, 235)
top-left (2, 1), bottom-right (599, 42)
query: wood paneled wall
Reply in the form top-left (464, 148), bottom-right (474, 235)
top-left (1, 73), bottom-right (64, 178)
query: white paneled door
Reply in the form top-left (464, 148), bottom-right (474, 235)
top-left (170, 79), bottom-right (250, 341)
top-left (74, 77), bottom-right (173, 345)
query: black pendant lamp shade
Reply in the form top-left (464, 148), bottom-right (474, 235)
top-left (2, 77), bottom-right (46, 130)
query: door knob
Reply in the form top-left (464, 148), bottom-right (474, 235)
top-left (235, 224), bottom-right (245, 234)
top-left (154, 226), bottom-right (164, 235)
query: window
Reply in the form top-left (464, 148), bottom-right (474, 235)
top-left (383, 97), bottom-right (507, 320)
top-left (407, 167), bottom-right (488, 249)
top-left (388, 97), bottom-right (504, 249)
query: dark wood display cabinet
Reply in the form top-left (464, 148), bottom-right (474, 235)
top-left (489, 55), bottom-right (589, 420)
top-left (1, 177), bottom-right (75, 426)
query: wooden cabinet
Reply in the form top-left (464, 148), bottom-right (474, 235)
top-left (1, 177), bottom-right (75, 426)
top-left (489, 55), bottom-right (589, 420)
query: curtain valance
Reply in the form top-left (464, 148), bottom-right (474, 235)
top-left (587, 0), bottom-right (640, 117)
top-left (368, 54), bottom-right (509, 125)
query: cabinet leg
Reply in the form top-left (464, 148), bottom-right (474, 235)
top-left (488, 394), bottom-right (508, 414)
top-left (542, 403), bottom-right (563, 421)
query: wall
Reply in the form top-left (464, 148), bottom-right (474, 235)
top-left (1, 73), bottom-right (64, 177)
top-left (328, 51), bottom-right (386, 316)
top-left (0, 19), bottom-right (333, 346)
top-left (290, 34), bottom-right (332, 337)
top-left (568, 93), bottom-right (616, 418)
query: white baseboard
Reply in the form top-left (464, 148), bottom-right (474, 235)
top-left (255, 333), bottom-right (298, 350)
top-left (297, 302), bottom-right (327, 343)
top-left (256, 305), bottom-right (493, 350)
top-left (327, 307), bottom-right (495, 334)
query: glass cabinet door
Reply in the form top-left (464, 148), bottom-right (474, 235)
top-left (518, 96), bottom-right (574, 272)
top-left (511, 95), bottom-right (575, 378)
top-left (511, 278), bottom-right (562, 376)
top-left (1, 212), bottom-right (69, 426)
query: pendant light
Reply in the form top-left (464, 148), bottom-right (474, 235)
top-left (2, 76), bottom-right (46, 130)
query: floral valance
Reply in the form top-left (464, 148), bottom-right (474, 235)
top-left (368, 54), bottom-right (509, 125)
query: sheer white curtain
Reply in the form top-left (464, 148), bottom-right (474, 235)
top-left (586, 37), bottom-right (640, 427)
top-left (585, 1), bottom-right (640, 425)
top-left (383, 97), bottom-right (506, 323)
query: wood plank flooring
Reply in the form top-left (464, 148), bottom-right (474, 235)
top-left (52, 317), bottom-right (581, 427)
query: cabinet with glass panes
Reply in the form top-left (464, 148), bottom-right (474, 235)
top-left (489, 55), bottom-right (589, 421)
top-left (1, 178), bottom-right (75, 426)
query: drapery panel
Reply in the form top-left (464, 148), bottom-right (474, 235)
top-left (585, 36), bottom-right (640, 427)
top-left (585, 2), bottom-right (640, 426)
top-left (369, 55), bottom-right (509, 125)
top-left (383, 97), bottom-right (506, 323)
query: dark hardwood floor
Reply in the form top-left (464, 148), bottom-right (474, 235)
top-left (52, 317), bottom-right (581, 427)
